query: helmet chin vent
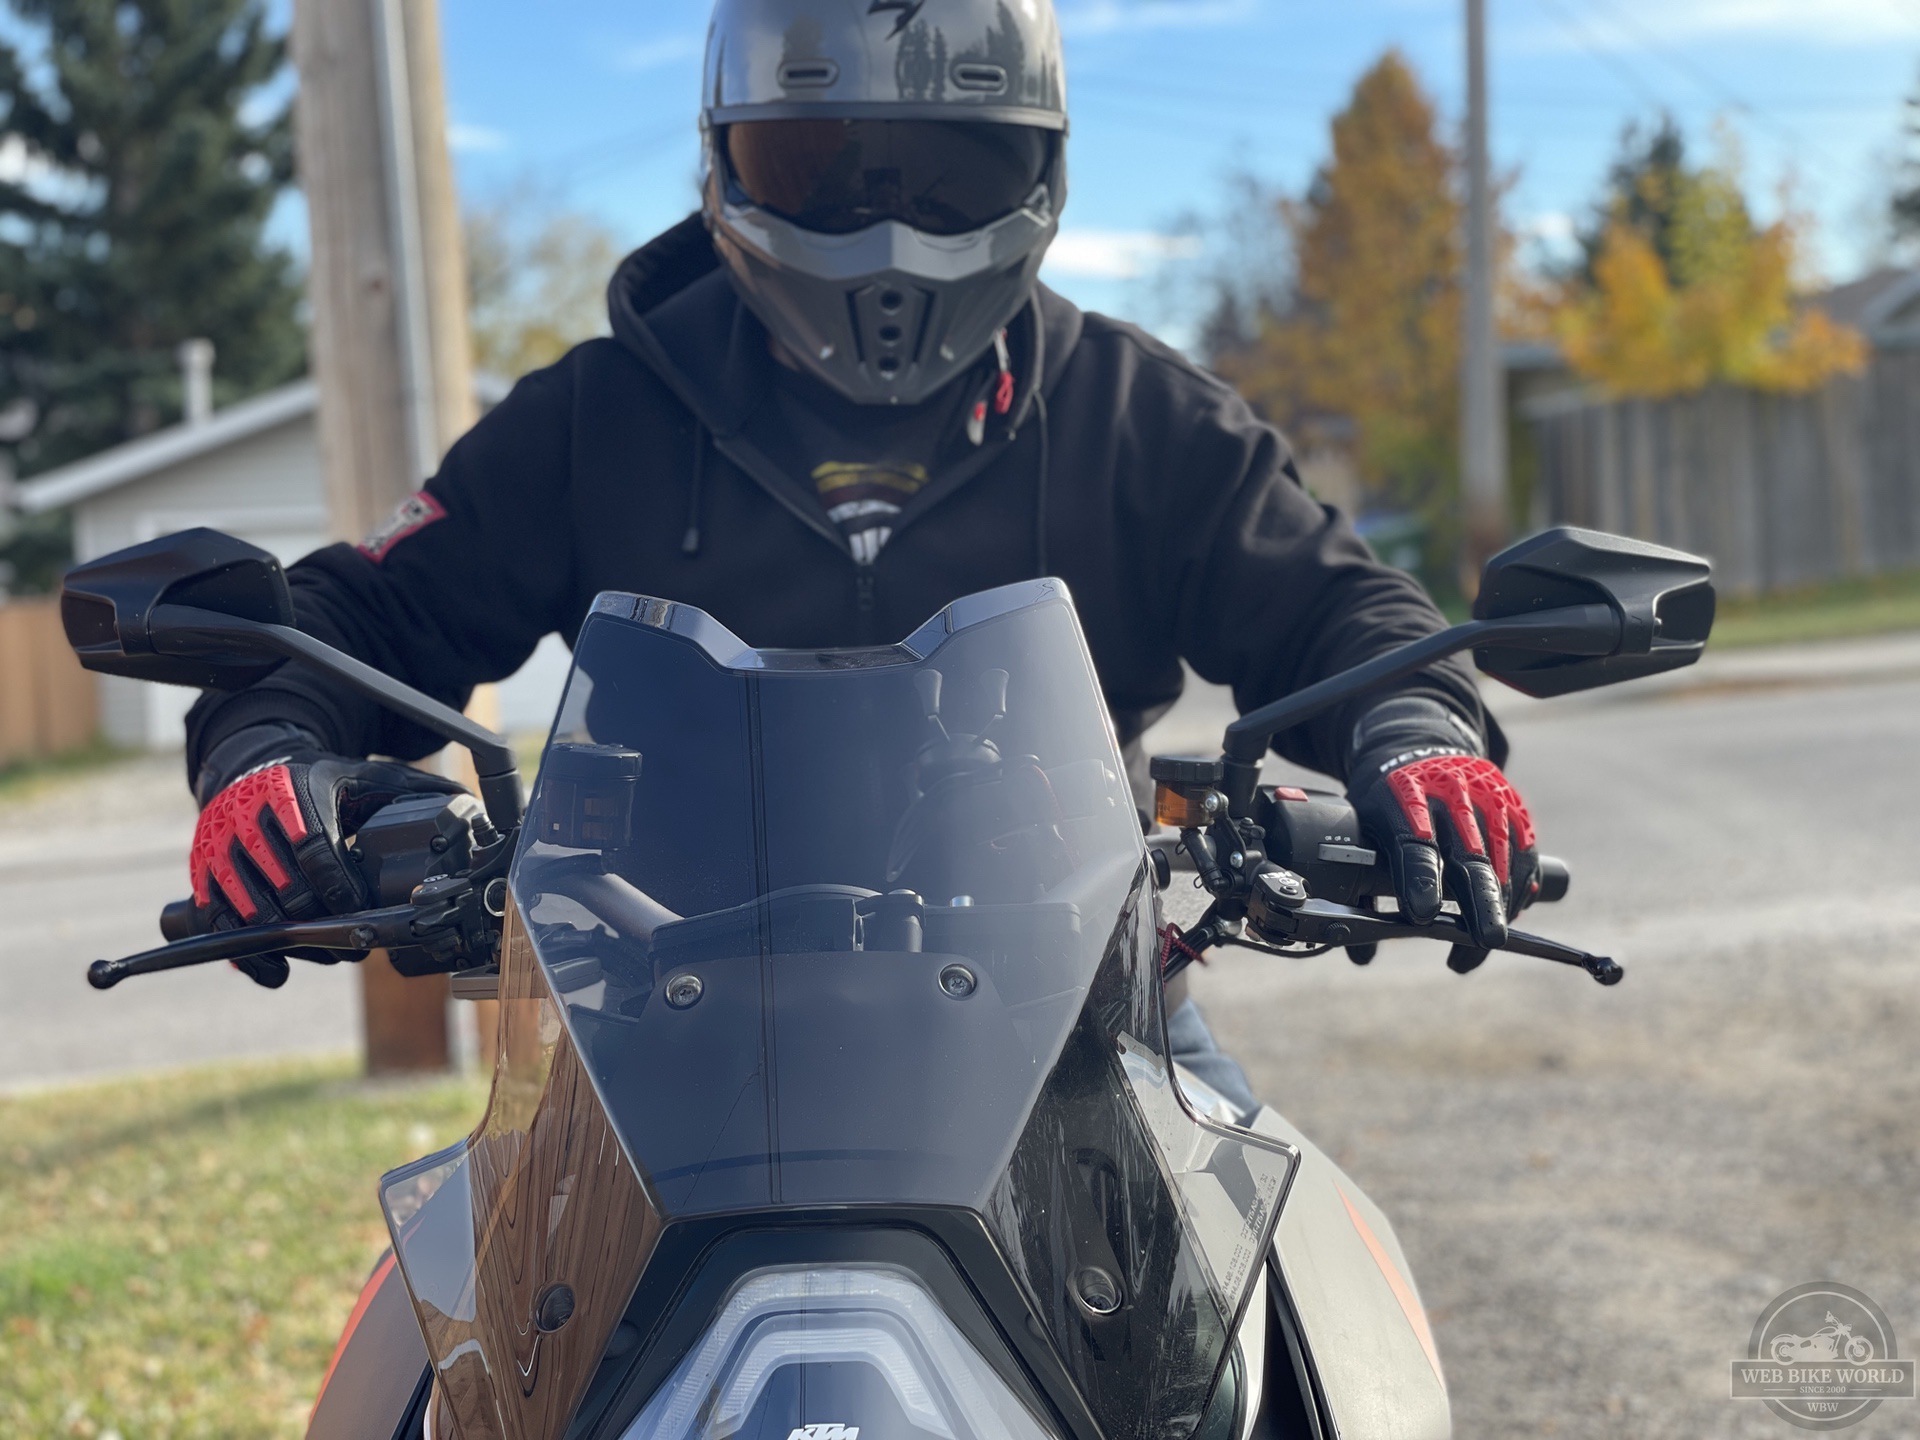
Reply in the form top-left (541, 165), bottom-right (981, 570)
top-left (850, 283), bottom-right (934, 385)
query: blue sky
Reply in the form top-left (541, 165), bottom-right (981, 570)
top-left (435, 0), bottom-right (1920, 348)
top-left (10, 0), bottom-right (1909, 347)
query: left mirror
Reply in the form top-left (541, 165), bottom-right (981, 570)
top-left (61, 528), bottom-right (295, 689)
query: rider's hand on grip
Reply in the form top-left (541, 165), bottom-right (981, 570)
top-left (1350, 748), bottom-right (1539, 950)
top-left (190, 753), bottom-right (465, 986)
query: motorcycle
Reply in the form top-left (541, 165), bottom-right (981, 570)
top-left (1771, 1316), bottom-right (1875, 1366)
top-left (60, 523), bottom-right (1713, 1440)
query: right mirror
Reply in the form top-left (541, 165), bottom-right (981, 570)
top-left (60, 528), bottom-right (296, 690)
top-left (1473, 527), bottom-right (1715, 697)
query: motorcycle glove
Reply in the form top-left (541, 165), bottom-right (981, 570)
top-left (190, 725), bottom-right (466, 987)
top-left (1346, 696), bottom-right (1539, 954)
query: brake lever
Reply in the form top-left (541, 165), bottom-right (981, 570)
top-left (1237, 874), bottom-right (1623, 985)
top-left (87, 905), bottom-right (420, 990)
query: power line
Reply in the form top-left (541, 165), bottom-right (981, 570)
top-left (1569, 0), bottom-right (1843, 168)
top-left (1535, 0), bottom-right (1671, 112)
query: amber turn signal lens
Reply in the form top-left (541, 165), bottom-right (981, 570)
top-left (1155, 782), bottom-right (1211, 830)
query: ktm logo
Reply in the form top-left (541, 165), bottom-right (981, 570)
top-left (868, 0), bottom-right (925, 37)
top-left (787, 1428), bottom-right (860, 1440)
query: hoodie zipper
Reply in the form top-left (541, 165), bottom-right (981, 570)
top-left (855, 567), bottom-right (879, 645)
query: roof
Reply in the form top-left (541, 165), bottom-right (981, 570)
top-left (1805, 268), bottom-right (1920, 335)
top-left (15, 372), bottom-right (514, 516)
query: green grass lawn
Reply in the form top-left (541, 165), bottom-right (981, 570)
top-left (0, 742), bottom-right (131, 806)
top-left (0, 1058), bottom-right (487, 1439)
top-left (1707, 568), bottom-right (1920, 649)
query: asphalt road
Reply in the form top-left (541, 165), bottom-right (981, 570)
top-left (4, 639), bottom-right (1918, 1436)
top-left (0, 755), bottom-right (363, 1091)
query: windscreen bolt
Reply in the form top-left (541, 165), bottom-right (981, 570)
top-left (482, 878), bottom-right (509, 918)
top-left (939, 964), bottom-right (977, 999)
top-left (1228, 851), bottom-right (1244, 870)
top-left (665, 973), bottom-right (705, 1009)
top-left (1074, 1266), bottom-right (1122, 1316)
top-left (534, 1282), bottom-right (576, 1333)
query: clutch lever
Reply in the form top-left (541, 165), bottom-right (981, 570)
top-left (87, 905), bottom-right (420, 990)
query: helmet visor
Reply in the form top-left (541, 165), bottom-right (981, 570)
top-left (723, 119), bottom-right (1053, 237)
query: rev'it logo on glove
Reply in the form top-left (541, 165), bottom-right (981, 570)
top-left (868, 0), bottom-right (925, 37)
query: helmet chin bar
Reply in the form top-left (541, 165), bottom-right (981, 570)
top-left (701, 149), bottom-right (1060, 407)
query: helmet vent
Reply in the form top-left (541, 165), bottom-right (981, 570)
top-left (951, 62), bottom-right (1008, 93)
top-left (777, 59), bottom-right (839, 88)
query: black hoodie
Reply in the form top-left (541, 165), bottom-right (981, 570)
top-left (186, 215), bottom-right (1490, 790)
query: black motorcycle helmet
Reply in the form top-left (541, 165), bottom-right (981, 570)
top-left (700, 0), bottom-right (1069, 406)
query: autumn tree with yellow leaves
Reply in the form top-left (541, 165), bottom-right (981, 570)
top-left (1211, 53), bottom-right (1465, 529)
top-left (1557, 134), bottom-right (1866, 398)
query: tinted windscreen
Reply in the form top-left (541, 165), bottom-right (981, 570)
top-left (515, 591), bottom-right (1142, 1210)
top-left (496, 587), bottom-right (1295, 1440)
top-left (724, 119), bottom-right (1052, 234)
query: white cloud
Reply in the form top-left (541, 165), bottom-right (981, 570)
top-left (1527, 211), bottom-right (1578, 247)
top-left (1044, 228), bottom-right (1203, 280)
top-left (447, 123), bottom-right (509, 155)
top-left (615, 34), bottom-right (703, 72)
top-left (1058, 0), bottom-right (1258, 37)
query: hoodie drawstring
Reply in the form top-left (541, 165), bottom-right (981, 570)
top-left (682, 420), bottom-right (706, 556)
top-left (1032, 390), bottom-right (1051, 578)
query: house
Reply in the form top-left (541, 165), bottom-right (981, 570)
top-left (13, 375), bottom-right (574, 749)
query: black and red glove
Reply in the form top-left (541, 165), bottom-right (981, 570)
top-left (190, 738), bottom-right (464, 986)
top-left (1347, 698), bottom-right (1538, 955)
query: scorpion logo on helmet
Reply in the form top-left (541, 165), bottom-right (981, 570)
top-left (867, 0), bottom-right (925, 36)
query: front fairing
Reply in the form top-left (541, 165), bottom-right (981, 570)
top-left (381, 581), bottom-right (1296, 1440)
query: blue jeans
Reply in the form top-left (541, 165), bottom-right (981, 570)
top-left (1167, 998), bottom-right (1260, 1121)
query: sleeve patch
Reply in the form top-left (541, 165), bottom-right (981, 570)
top-left (358, 490), bottom-right (448, 562)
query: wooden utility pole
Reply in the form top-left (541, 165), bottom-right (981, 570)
top-left (292, 0), bottom-right (475, 1074)
top-left (1461, 0), bottom-right (1506, 592)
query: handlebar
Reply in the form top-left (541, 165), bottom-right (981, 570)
top-left (1157, 782), bottom-right (1619, 986)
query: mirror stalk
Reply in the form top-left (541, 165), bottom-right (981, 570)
top-left (1218, 603), bottom-right (1620, 814)
top-left (151, 604), bottom-right (524, 830)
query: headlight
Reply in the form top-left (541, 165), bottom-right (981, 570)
top-left (620, 1266), bottom-right (1052, 1440)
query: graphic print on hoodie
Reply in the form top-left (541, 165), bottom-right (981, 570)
top-left (811, 460), bottom-right (929, 562)
top-left (755, 339), bottom-right (986, 564)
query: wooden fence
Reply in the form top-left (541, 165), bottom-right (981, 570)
top-left (0, 597), bottom-right (99, 767)
top-left (1525, 350), bottom-right (1920, 597)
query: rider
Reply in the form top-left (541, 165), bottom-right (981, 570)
top-left (180, 0), bottom-right (1538, 1115)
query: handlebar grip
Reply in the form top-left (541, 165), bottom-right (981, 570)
top-left (160, 899), bottom-right (209, 942)
top-left (1535, 856), bottom-right (1571, 904)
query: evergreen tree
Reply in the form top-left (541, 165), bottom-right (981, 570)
top-left (1576, 116), bottom-right (1696, 283)
top-left (1893, 68), bottom-right (1920, 243)
top-left (0, 0), bottom-right (304, 501)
